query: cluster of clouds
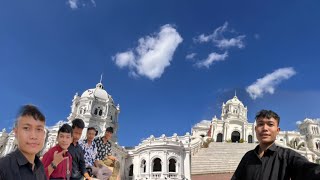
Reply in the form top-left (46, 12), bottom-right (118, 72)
top-left (67, 0), bottom-right (96, 9)
top-left (187, 22), bottom-right (245, 68)
top-left (112, 22), bottom-right (296, 99)
top-left (65, 1), bottom-right (298, 100)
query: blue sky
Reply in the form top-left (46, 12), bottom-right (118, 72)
top-left (1, 0), bottom-right (320, 147)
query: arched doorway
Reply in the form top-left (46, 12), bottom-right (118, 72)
top-left (216, 133), bottom-right (223, 142)
top-left (248, 135), bottom-right (253, 143)
top-left (129, 164), bottom-right (133, 177)
top-left (231, 131), bottom-right (240, 143)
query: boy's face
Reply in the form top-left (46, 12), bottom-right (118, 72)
top-left (14, 115), bottom-right (46, 156)
top-left (255, 117), bottom-right (280, 145)
top-left (57, 132), bottom-right (72, 150)
top-left (72, 127), bottom-right (83, 143)
top-left (104, 131), bottom-right (113, 140)
top-left (86, 129), bottom-right (96, 142)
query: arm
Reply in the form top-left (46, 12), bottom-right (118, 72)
top-left (289, 150), bottom-right (320, 179)
top-left (41, 149), bottom-right (53, 178)
top-left (42, 149), bottom-right (68, 177)
top-left (107, 155), bottom-right (117, 161)
top-left (78, 148), bottom-right (90, 179)
top-left (0, 169), bottom-right (4, 180)
top-left (231, 152), bottom-right (249, 180)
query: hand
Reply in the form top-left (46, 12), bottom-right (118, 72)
top-left (52, 150), bottom-right (68, 165)
top-left (108, 155), bottom-right (117, 161)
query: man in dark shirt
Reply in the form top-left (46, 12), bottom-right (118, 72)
top-left (0, 105), bottom-right (47, 180)
top-left (232, 109), bottom-right (320, 180)
top-left (68, 118), bottom-right (91, 180)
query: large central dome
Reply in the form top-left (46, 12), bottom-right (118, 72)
top-left (81, 82), bottom-right (113, 102)
top-left (225, 95), bottom-right (244, 107)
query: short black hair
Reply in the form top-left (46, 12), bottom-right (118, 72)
top-left (87, 127), bottom-right (98, 136)
top-left (106, 127), bottom-right (114, 133)
top-left (72, 118), bottom-right (85, 129)
top-left (15, 104), bottom-right (45, 127)
top-left (255, 109), bottom-right (280, 125)
top-left (58, 124), bottom-right (73, 136)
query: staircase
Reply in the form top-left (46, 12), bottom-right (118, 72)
top-left (191, 142), bottom-right (257, 175)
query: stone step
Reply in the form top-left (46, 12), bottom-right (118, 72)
top-left (191, 143), bottom-right (256, 175)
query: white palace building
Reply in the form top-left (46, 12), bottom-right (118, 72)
top-left (191, 95), bottom-right (320, 163)
top-left (0, 82), bottom-right (191, 180)
top-left (1, 82), bottom-right (320, 179)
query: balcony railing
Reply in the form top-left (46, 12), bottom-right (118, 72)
top-left (152, 172), bottom-right (161, 178)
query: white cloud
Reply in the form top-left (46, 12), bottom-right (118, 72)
top-left (67, 0), bottom-right (96, 9)
top-left (68, 0), bottom-right (78, 9)
top-left (186, 53), bottom-right (197, 60)
top-left (215, 35), bottom-right (245, 49)
top-left (254, 33), bottom-right (260, 40)
top-left (194, 22), bottom-right (245, 50)
top-left (113, 24), bottom-right (183, 80)
top-left (296, 121), bottom-right (302, 125)
top-left (246, 67), bottom-right (296, 99)
top-left (113, 51), bottom-right (136, 68)
top-left (195, 51), bottom-right (228, 68)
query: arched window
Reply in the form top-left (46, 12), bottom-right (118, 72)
top-left (94, 108), bottom-right (98, 115)
top-left (152, 158), bottom-right (162, 172)
top-left (99, 110), bottom-right (102, 116)
top-left (169, 158), bottom-right (176, 172)
top-left (140, 159), bottom-right (146, 173)
top-left (129, 164), bottom-right (133, 176)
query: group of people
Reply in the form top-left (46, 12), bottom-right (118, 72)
top-left (1, 105), bottom-right (320, 180)
top-left (0, 105), bottom-right (120, 180)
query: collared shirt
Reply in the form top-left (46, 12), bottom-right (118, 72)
top-left (232, 143), bottom-right (320, 180)
top-left (42, 145), bottom-right (72, 180)
top-left (94, 136), bottom-right (112, 160)
top-left (78, 139), bottom-right (98, 167)
top-left (67, 142), bottom-right (87, 179)
top-left (0, 149), bottom-right (47, 180)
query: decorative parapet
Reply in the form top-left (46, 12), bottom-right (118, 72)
top-left (133, 132), bottom-right (191, 152)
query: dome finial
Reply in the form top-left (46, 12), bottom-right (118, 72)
top-left (234, 89), bottom-right (237, 97)
top-left (100, 73), bottom-right (103, 84)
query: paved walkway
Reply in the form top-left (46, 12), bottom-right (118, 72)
top-left (192, 173), bottom-right (233, 180)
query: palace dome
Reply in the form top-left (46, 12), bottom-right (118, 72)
top-left (81, 83), bottom-right (113, 102)
top-left (225, 95), bottom-right (244, 107)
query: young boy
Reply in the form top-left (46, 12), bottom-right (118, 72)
top-left (79, 126), bottom-right (112, 179)
top-left (42, 124), bottom-right (73, 179)
top-left (0, 105), bottom-right (47, 180)
top-left (95, 127), bottom-right (120, 180)
top-left (232, 109), bottom-right (320, 180)
top-left (68, 119), bottom-right (91, 180)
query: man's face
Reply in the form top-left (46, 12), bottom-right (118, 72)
top-left (57, 132), bottom-right (72, 150)
top-left (104, 131), bottom-right (113, 140)
top-left (86, 129), bottom-right (96, 142)
top-left (255, 117), bottom-right (280, 145)
top-left (72, 127), bottom-right (83, 143)
top-left (14, 116), bottom-right (46, 156)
